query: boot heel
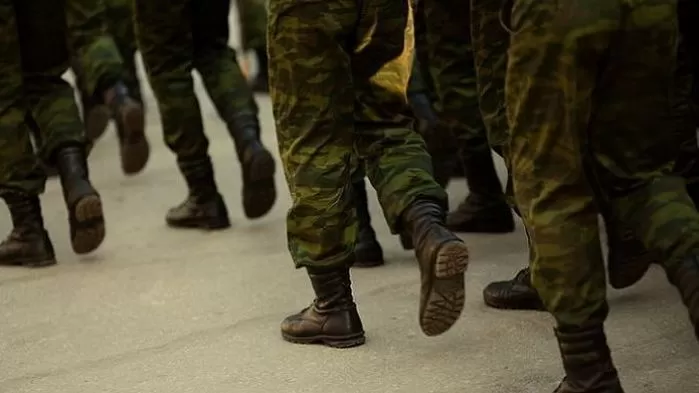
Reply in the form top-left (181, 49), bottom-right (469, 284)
top-left (70, 194), bottom-right (106, 254)
top-left (119, 100), bottom-right (150, 175)
top-left (322, 333), bottom-right (366, 348)
top-left (242, 148), bottom-right (276, 219)
top-left (202, 215), bottom-right (232, 230)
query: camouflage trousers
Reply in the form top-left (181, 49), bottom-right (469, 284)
top-left (420, 0), bottom-right (489, 158)
top-left (268, 0), bottom-right (446, 268)
top-left (507, 0), bottom-right (699, 327)
top-left (469, 0), bottom-right (508, 155)
top-left (0, 0), bottom-right (85, 195)
top-left (134, 0), bottom-right (257, 161)
top-left (235, 0), bottom-right (267, 51)
top-left (67, 0), bottom-right (125, 98)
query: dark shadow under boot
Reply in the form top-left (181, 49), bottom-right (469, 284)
top-left (402, 199), bottom-right (469, 336)
top-left (553, 319), bottom-right (625, 393)
top-left (0, 192), bottom-right (56, 267)
top-left (166, 157), bottom-right (231, 230)
top-left (281, 267), bottom-right (366, 348)
top-left (483, 267), bottom-right (545, 311)
top-left (352, 178), bottom-right (384, 267)
top-left (104, 82), bottom-right (150, 175)
top-left (54, 145), bottom-right (105, 254)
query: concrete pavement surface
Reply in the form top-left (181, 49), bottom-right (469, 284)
top-left (1, 13), bottom-right (698, 393)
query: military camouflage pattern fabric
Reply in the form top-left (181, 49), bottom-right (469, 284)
top-left (134, 0), bottom-right (257, 160)
top-left (507, 0), bottom-right (699, 327)
top-left (66, 0), bottom-right (124, 97)
top-left (104, 0), bottom-right (142, 102)
top-left (469, 0), bottom-right (509, 154)
top-left (268, 0), bottom-right (446, 268)
top-left (0, 0), bottom-right (85, 195)
top-left (235, 0), bottom-right (267, 51)
top-left (421, 0), bottom-right (488, 157)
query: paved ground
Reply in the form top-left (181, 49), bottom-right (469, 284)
top-left (1, 16), bottom-right (698, 393)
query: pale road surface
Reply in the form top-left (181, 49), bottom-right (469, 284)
top-left (1, 11), bottom-right (698, 393)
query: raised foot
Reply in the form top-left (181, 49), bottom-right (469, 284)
top-left (421, 241), bottom-right (469, 336)
top-left (70, 194), bottom-right (105, 254)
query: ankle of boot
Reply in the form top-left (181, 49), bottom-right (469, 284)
top-left (555, 323), bottom-right (619, 383)
top-left (2, 191), bottom-right (44, 229)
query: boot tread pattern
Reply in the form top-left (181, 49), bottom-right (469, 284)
top-left (71, 195), bottom-right (106, 255)
top-left (421, 241), bottom-right (469, 336)
top-left (281, 332), bottom-right (366, 348)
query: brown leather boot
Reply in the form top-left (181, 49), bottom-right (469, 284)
top-left (446, 150), bottom-right (514, 233)
top-left (661, 254), bottom-right (699, 340)
top-left (227, 114), bottom-right (276, 219)
top-left (104, 82), bottom-right (150, 175)
top-left (402, 199), bottom-right (469, 336)
top-left (166, 157), bottom-right (230, 230)
top-left (553, 319), bottom-right (624, 392)
top-left (483, 267), bottom-right (545, 311)
top-left (54, 144), bottom-right (106, 255)
top-left (0, 192), bottom-right (56, 267)
top-left (281, 268), bottom-right (366, 348)
top-left (352, 178), bottom-right (384, 268)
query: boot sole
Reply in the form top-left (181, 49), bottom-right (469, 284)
top-left (166, 218), bottom-right (231, 230)
top-left (420, 241), bottom-right (469, 336)
top-left (1, 257), bottom-right (57, 268)
top-left (483, 293), bottom-right (545, 311)
top-left (353, 259), bottom-right (385, 268)
top-left (120, 103), bottom-right (150, 175)
top-left (281, 332), bottom-right (366, 348)
top-left (243, 149), bottom-right (276, 219)
top-left (71, 194), bottom-right (106, 255)
top-left (85, 106), bottom-right (111, 142)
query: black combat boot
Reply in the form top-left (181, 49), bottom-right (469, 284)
top-left (605, 226), bottom-right (657, 289)
top-left (166, 157), bottom-right (231, 230)
top-left (402, 199), bottom-right (469, 336)
top-left (281, 267), bottom-right (366, 348)
top-left (553, 318), bottom-right (625, 393)
top-left (251, 47), bottom-right (269, 93)
top-left (446, 150), bottom-right (515, 233)
top-left (661, 254), bottom-right (699, 340)
top-left (103, 82), bottom-right (150, 175)
top-left (352, 178), bottom-right (384, 267)
top-left (54, 144), bottom-right (106, 254)
top-left (483, 267), bottom-right (545, 310)
top-left (0, 192), bottom-right (56, 267)
top-left (226, 114), bottom-right (276, 219)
